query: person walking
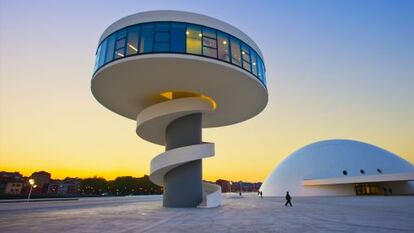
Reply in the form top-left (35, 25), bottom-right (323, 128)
top-left (260, 191), bottom-right (263, 198)
top-left (285, 191), bottom-right (292, 207)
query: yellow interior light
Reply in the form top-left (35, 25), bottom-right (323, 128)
top-left (186, 31), bottom-right (189, 35)
top-left (223, 41), bottom-right (227, 45)
top-left (160, 92), bottom-right (173, 100)
top-left (199, 94), bottom-right (217, 110)
top-left (159, 91), bottom-right (217, 110)
top-left (127, 43), bottom-right (138, 52)
top-left (198, 33), bottom-right (202, 37)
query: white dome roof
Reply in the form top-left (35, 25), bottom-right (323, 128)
top-left (261, 139), bottom-right (414, 196)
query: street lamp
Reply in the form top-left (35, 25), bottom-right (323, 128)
top-left (27, 179), bottom-right (37, 202)
top-left (229, 181), bottom-right (232, 193)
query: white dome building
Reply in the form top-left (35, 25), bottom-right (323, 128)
top-left (261, 139), bottom-right (414, 196)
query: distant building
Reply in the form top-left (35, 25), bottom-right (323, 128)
top-left (216, 179), bottom-right (231, 192)
top-left (48, 178), bottom-right (81, 195)
top-left (47, 181), bottom-right (59, 195)
top-left (216, 179), bottom-right (261, 193)
top-left (0, 171), bottom-right (22, 182)
top-left (4, 182), bottom-right (23, 194)
top-left (30, 171), bottom-right (51, 194)
top-left (237, 182), bottom-right (262, 192)
top-left (0, 171), bottom-right (23, 194)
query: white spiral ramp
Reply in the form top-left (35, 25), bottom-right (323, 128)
top-left (136, 97), bottom-right (222, 208)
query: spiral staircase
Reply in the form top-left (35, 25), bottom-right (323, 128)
top-left (136, 97), bottom-right (221, 208)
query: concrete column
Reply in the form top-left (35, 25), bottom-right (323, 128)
top-left (163, 113), bottom-right (202, 207)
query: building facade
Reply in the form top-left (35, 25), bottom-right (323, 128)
top-left (4, 182), bottom-right (23, 194)
top-left (0, 171), bottom-right (24, 195)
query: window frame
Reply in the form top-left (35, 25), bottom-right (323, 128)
top-left (126, 25), bottom-right (140, 56)
top-left (154, 22), bottom-right (171, 52)
top-left (114, 29), bottom-right (127, 59)
top-left (186, 24), bottom-right (202, 55)
top-left (241, 43), bottom-right (251, 72)
top-left (170, 22), bottom-right (186, 53)
top-left (217, 32), bottom-right (230, 62)
top-left (140, 23), bottom-right (155, 54)
top-left (230, 37), bottom-right (242, 67)
top-left (202, 27), bottom-right (218, 58)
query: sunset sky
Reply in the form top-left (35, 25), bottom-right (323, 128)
top-left (1, 0), bottom-right (413, 182)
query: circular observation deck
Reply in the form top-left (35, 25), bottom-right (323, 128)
top-left (91, 10), bottom-right (268, 127)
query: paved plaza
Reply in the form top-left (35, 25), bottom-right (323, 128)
top-left (0, 194), bottom-right (413, 233)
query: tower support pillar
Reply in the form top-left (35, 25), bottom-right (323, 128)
top-left (163, 113), bottom-right (203, 207)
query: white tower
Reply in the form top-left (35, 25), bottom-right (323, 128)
top-left (91, 11), bottom-right (268, 208)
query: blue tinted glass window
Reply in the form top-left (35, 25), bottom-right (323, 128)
top-left (115, 39), bottom-right (126, 50)
top-left (230, 38), bottom-right (241, 66)
top-left (140, 24), bottom-right (154, 53)
top-left (114, 30), bottom-right (126, 59)
top-left (98, 39), bottom-right (107, 68)
top-left (170, 23), bottom-right (186, 53)
top-left (116, 29), bottom-right (127, 39)
top-left (257, 58), bottom-right (262, 79)
top-left (104, 34), bottom-right (116, 63)
top-left (126, 26), bottom-right (139, 55)
top-left (155, 22), bottom-right (169, 32)
top-left (95, 22), bottom-right (266, 88)
top-left (94, 44), bottom-right (102, 71)
top-left (154, 24), bottom-right (170, 52)
top-left (154, 42), bottom-right (169, 52)
top-left (155, 32), bottom-right (169, 42)
top-left (250, 50), bottom-right (258, 76)
top-left (257, 58), bottom-right (266, 84)
top-left (217, 32), bottom-right (230, 62)
top-left (260, 60), bottom-right (266, 84)
top-left (114, 48), bottom-right (125, 59)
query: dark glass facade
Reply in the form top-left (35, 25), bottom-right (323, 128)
top-left (94, 21), bottom-right (266, 86)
